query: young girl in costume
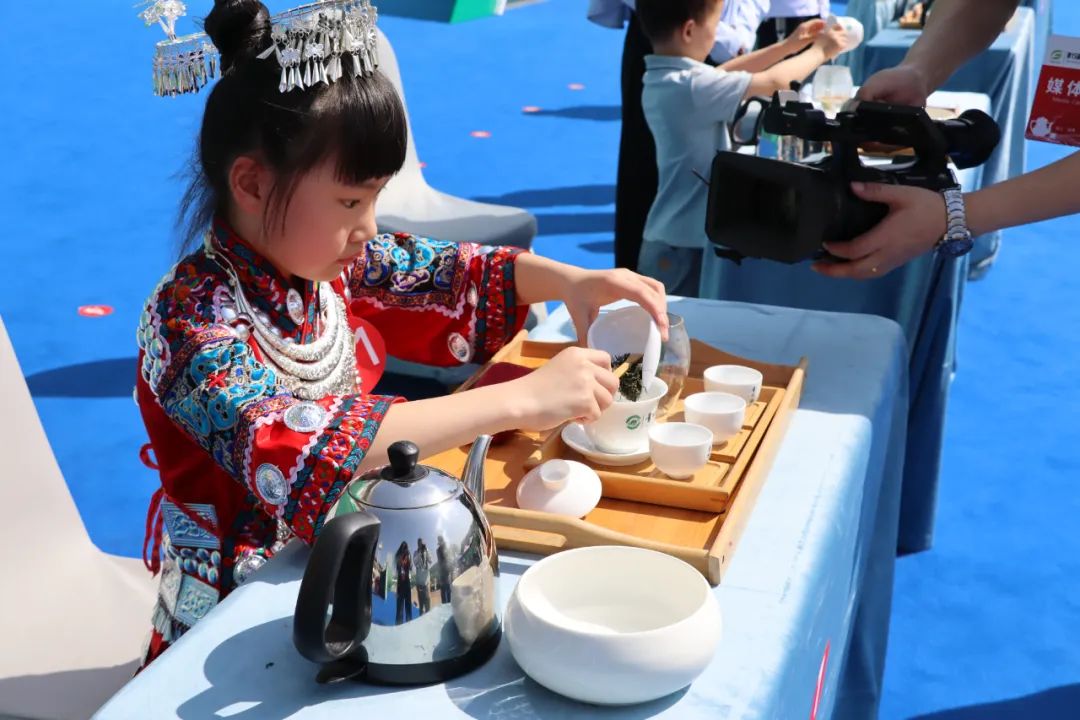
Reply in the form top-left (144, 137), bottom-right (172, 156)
top-left (135, 0), bottom-right (668, 665)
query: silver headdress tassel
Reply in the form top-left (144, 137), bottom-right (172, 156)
top-left (140, 1), bottom-right (380, 98)
top-left (140, 1), bottom-right (219, 97)
top-left (256, 1), bottom-right (380, 93)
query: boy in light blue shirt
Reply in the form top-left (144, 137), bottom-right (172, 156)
top-left (636, 0), bottom-right (846, 296)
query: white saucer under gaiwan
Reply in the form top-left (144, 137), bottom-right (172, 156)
top-left (516, 460), bottom-right (602, 518)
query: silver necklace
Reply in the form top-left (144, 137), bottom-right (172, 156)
top-left (205, 234), bottom-right (358, 400)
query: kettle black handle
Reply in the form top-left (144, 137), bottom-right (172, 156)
top-left (293, 510), bottom-right (381, 666)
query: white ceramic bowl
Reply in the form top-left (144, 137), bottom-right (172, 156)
top-left (505, 546), bottom-right (722, 705)
top-left (703, 365), bottom-right (763, 404)
top-left (586, 305), bottom-right (662, 389)
top-left (584, 378), bottom-right (668, 455)
top-left (648, 422), bottom-right (713, 479)
top-left (683, 392), bottom-right (746, 445)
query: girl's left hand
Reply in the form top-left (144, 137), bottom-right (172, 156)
top-left (812, 182), bottom-right (946, 280)
top-left (563, 268), bottom-right (669, 346)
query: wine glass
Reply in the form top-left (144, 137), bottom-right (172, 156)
top-left (657, 313), bottom-right (691, 417)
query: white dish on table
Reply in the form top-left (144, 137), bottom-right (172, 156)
top-left (561, 422), bottom-right (651, 467)
top-left (648, 422), bottom-right (713, 479)
top-left (583, 377), bottom-right (667, 455)
top-left (703, 365), bottom-right (763, 404)
top-left (516, 459), bottom-right (602, 518)
top-left (504, 545), bottom-right (722, 705)
top-left (683, 391), bottom-right (747, 445)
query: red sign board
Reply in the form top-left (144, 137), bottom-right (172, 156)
top-left (1026, 35), bottom-right (1080, 147)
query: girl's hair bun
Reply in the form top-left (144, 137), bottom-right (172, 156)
top-left (204, 0), bottom-right (272, 73)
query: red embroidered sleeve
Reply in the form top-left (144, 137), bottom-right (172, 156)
top-left (348, 233), bottom-right (528, 366)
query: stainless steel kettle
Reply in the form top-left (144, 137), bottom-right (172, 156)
top-left (293, 436), bottom-right (500, 685)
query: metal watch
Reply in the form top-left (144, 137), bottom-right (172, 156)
top-left (935, 186), bottom-right (974, 258)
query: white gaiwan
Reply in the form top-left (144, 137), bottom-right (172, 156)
top-left (586, 305), bottom-right (662, 389)
top-left (516, 460), bottom-right (602, 518)
top-left (505, 546), bottom-right (722, 705)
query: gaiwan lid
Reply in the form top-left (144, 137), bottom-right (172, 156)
top-left (349, 441), bottom-right (461, 510)
top-left (516, 460), bottom-right (602, 518)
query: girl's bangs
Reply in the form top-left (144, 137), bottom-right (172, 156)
top-left (305, 71), bottom-right (408, 186)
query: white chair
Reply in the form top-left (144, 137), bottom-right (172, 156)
top-left (0, 318), bottom-right (157, 720)
top-left (374, 29), bottom-right (546, 387)
top-left (375, 28), bottom-right (538, 251)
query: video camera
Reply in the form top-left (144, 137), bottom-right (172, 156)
top-left (705, 92), bottom-right (1000, 264)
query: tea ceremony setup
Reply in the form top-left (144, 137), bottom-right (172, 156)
top-left (3, 1), bottom-right (1080, 719)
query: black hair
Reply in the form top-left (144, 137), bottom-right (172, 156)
top-left (635, 0), bottom-right (722, 45)
top-left (178, 0), bottom-right (407, 251)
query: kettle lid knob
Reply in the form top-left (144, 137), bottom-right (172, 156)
top-left (385, 441), bottom-right (422, 481)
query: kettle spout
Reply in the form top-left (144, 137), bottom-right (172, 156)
top-left (462, 435), bottom-right (493, 505)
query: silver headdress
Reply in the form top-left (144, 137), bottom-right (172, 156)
top-left (141, 1), bottom-right (380, 98)
top-left (141, 1), bottom-right (218, 96)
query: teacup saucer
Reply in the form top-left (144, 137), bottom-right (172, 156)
top-left (561, 423), bottom-right (651, 467)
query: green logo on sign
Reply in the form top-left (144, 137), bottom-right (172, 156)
top-left (1052, 50), bottom-right (1063, 61)
top-left (625, 415), bottom-right (643, 430)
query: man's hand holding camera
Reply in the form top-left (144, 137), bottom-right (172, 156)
top-left (812, 182), bottom-right (948, 279)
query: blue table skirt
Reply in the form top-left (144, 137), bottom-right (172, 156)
top-left (95, 300), bottom-right (909, 720)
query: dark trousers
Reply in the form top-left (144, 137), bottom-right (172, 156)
top-left (615, 13), bottom-right (718, 272)
top-left (614, 13), bottom-right (655, 272)
top-left (439, 574), bottom-right (451, 603)
top-left (755, 15), bottom-right (823, 49)
top-left (395, 581), bottom-right (413, 624)
top-left (417, 584), bottom-right (431, 614)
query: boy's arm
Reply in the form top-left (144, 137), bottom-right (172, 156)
top-left (743, 45), bottom-right (830, 98)
top-left (721, 19), bottom-right (825, 73)
top-left (742, 23), bottom-right (845, 99)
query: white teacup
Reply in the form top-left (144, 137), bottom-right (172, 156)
top-left (703, 365), bottom-right (763, 404)
top-left (683, 392), bottom-right (746, 445)
top-left (585, 378), bottom-right (668, 455)
top-left (648, 422), bottom-right (713, 479)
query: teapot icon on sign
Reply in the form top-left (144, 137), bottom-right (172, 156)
top-left (1030, 116), bottom-right (1055, 138)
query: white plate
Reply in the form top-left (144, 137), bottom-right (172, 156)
top-left (561, 423), bottom-right (650, 467)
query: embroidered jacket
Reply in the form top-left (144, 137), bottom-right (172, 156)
top-left (135, 219), bottom-right (525, 663)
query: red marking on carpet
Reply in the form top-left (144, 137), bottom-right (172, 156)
top-left (78, 305), bottom-right (114, 317)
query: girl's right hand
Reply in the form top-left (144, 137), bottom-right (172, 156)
top-left (814, 23), bottom-right (848, 60)
top-left (511, 347), bottom-right (618, 431)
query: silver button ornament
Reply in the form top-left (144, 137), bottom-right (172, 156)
top-left (255, 463), bottom-right (289, 506)
top-left (284, 401), bottom-right (329, 433)
top-left (286, 288), bottom-right (306, 325)
top-left (233, 552), bottom-right (267, 585)
top-left (448, 332), bottom-right (472, 363)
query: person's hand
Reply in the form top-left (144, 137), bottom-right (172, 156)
top-left (856, 64), bottom-right (931, 105)
top-left (560, 267), bottom-right (669, 347)
top-left (812, 22), bottom-right (848, 60)
top-left (510, 347), bottom-right (618, 430)
top-left (783, 18), bottom-right (825, 49)
top-left (811, 182), bottom-right (946, 280)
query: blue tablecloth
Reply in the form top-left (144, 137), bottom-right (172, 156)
top-left (860, 7), bottom-right (1036, 273)
top-left (702, 91), bottom-right (987, 554)
top-left (836, 0), bottom-right (909, 82)
top-left (95, 299), bottom-right (909, 720)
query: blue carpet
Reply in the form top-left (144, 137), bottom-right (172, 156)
top-left (1, 1), bottom-right (1079, 718)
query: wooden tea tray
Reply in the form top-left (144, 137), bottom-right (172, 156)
top-left (421, 331), bottom-right (807, 585)
top-left (524, 376), bottom-right (780, 513)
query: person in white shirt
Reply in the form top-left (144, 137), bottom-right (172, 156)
top-left (636, 0), bottom-right (845, 295)
top-left (757, 0), bottom-right (831, 48)
top-left (587, 0), bottom-right (768, 271)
